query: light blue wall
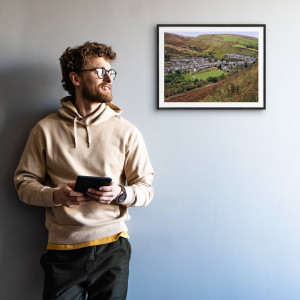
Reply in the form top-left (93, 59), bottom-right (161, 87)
top-left (1, 0), bottom-right (300, 299)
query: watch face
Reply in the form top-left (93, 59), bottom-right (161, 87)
top-left (117, 193), bottom-right (126, 203)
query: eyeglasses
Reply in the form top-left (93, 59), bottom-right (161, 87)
top-left (80, 67), bottom-right (117, 80)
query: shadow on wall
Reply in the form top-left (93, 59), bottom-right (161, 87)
top-left (0, 65), bottom-right (62, 300)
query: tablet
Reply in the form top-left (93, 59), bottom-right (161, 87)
top-left (74, 176), bottom-right (112, 194)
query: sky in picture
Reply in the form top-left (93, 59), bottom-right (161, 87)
top-left (168, 31), bottom-right (259, 38)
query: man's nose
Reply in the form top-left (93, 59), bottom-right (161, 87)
top-left (103, 72), bottom-right (112, 83)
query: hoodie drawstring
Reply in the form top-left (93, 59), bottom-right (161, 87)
top-left (86, 124), bottom-right (91, 148)
top-left (73, 117), bottom-right (78, 148)
top-left (73, 117), bottom-right (92, 148)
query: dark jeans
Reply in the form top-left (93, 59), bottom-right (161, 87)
top-left (40, 237), bottom-right (131, 300)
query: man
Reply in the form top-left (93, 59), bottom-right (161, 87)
top-left (14, 42), bottom-right (154, 300)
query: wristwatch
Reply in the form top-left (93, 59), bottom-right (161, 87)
top-left (115, 185), bottom-right (127, 203)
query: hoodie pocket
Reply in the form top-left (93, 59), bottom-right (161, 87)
top-left (50, 201), bottom-right (118, 227)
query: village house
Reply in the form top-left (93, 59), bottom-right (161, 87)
top-left (165, 54), bottom-right (256, 75)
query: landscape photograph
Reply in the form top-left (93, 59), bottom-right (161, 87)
top-left (158, 25), bottom-right (265, 108)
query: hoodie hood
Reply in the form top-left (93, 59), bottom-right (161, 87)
top-left (58, 96), bottom-right (121, 148)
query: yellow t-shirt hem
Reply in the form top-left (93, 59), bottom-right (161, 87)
top-left (47, 231), bottom-right (129, 250)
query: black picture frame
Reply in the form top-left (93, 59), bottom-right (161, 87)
top-left (157, 24), bottom-right (266, 109)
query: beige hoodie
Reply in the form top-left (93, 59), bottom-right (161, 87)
top-left (14, 97), bottom-right (154, 245)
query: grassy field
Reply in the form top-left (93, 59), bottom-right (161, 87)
top-left (182, 69), bottom-right (226, 81)
top-left (217, 34), bottom-right (257, 44)
top-left (233, 44), bottom-right (258, 52)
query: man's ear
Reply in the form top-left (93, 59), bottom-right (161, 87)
top-left (69, 72), bottom-right (81, 86)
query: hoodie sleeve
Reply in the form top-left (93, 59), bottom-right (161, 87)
top-left (14, 126), bottom-right (56, 207)
top-left (121, 129), bottom-right (154, 207)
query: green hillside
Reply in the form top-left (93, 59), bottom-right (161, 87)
top-left (200, 62), bottom-right (258, 102)
top-left (164, 32), bottom-right (193, 47)
top-left (164, 33), bottom-right (258, 59)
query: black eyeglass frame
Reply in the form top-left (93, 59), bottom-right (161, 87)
top-left (80, 67), bottom-right (117, 80)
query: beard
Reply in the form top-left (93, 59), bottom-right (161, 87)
top-left (82, 81), bottom-right (113, 103)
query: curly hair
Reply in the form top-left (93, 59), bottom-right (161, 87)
top-left (59, 42), bottom-right (116, 96)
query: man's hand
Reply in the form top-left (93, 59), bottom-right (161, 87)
top-left (86, 181), bottom-right (121, 204)
top-left (53, 183), bottom-right (91, 207)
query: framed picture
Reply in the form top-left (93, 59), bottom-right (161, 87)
top-left (157, 24), bottom-right (266, 109)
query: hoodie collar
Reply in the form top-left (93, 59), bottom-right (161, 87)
top-left (58, 96), bottom-right (121, 148)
